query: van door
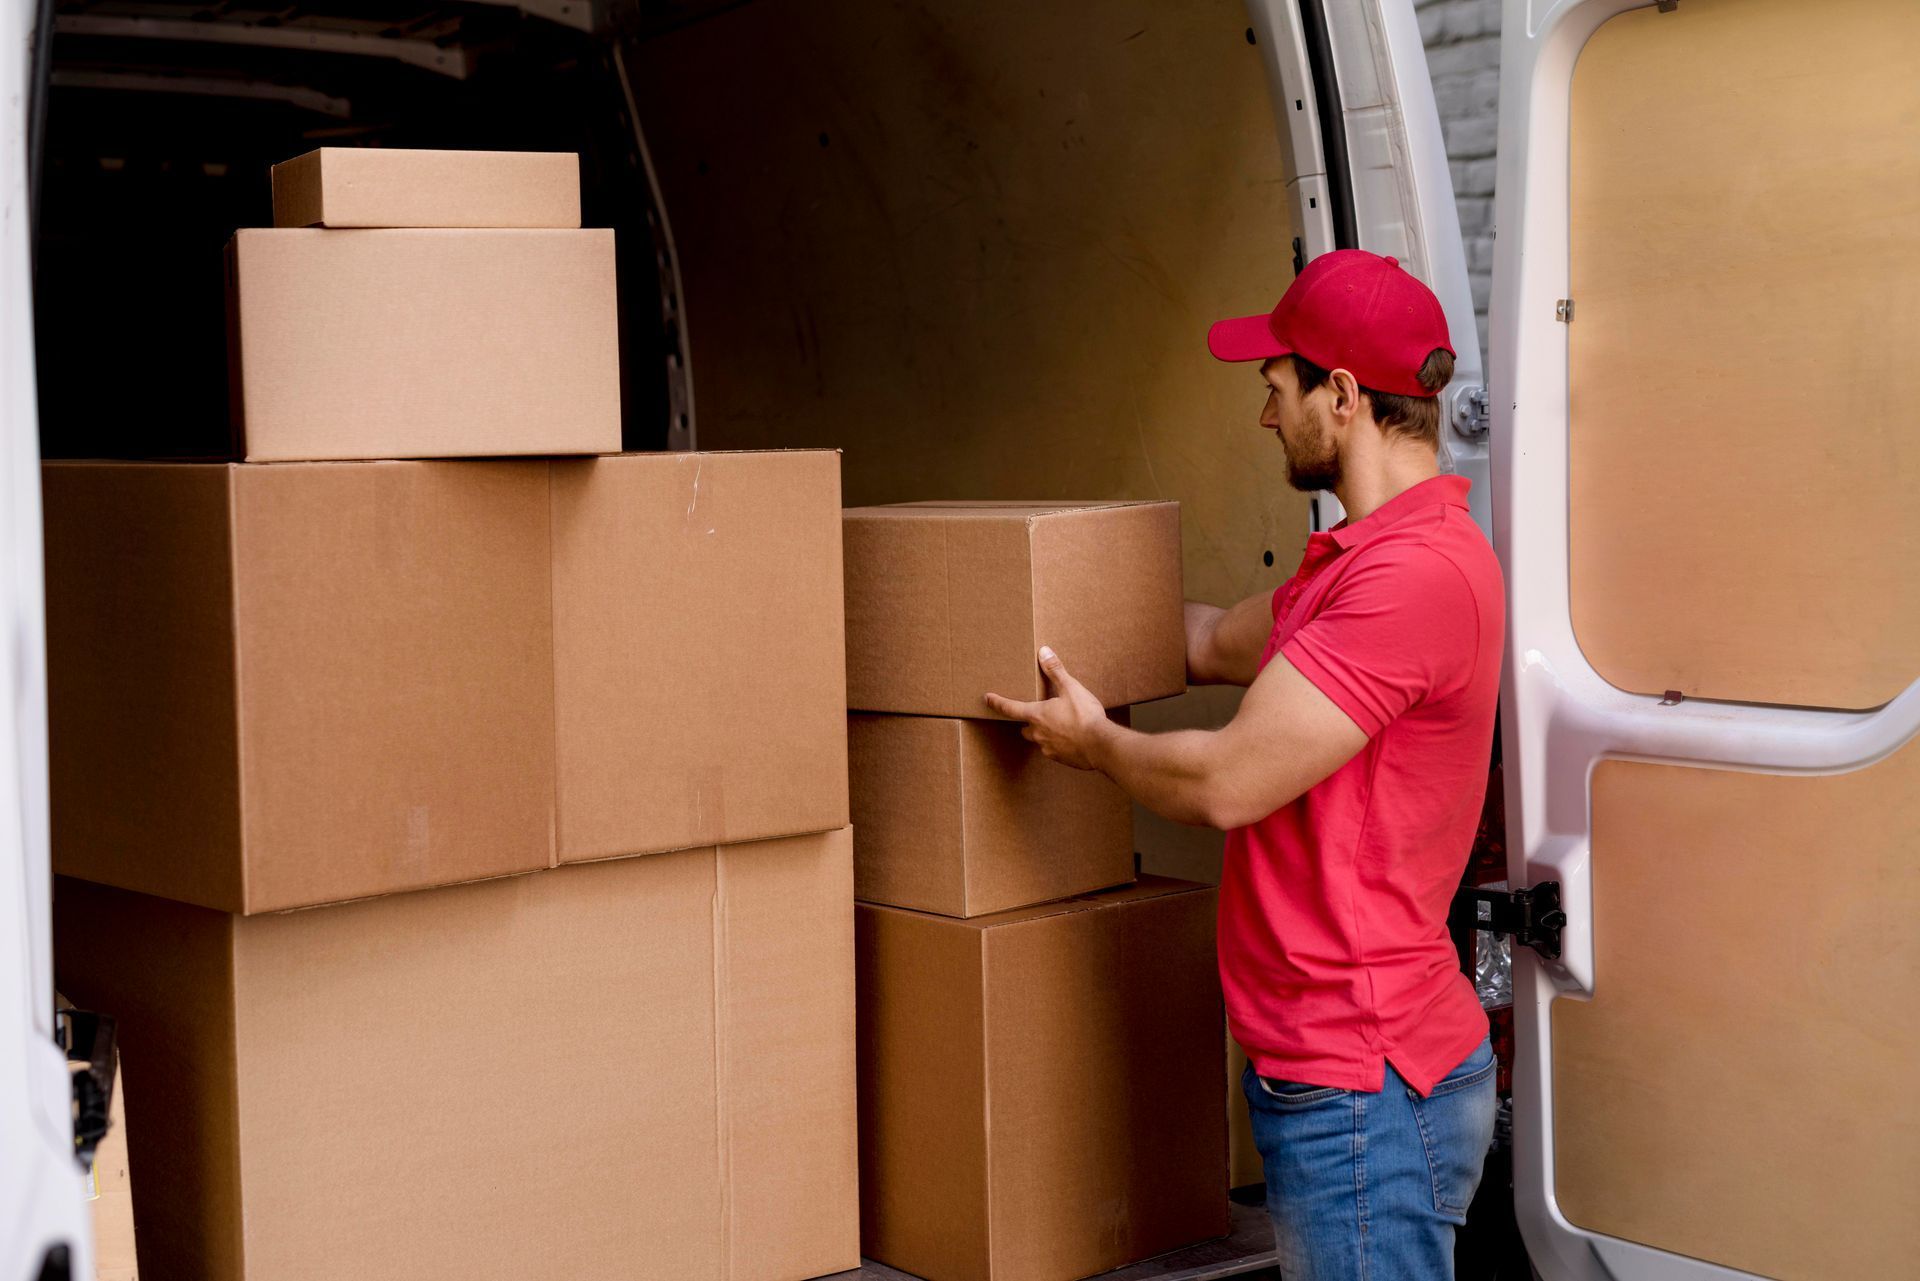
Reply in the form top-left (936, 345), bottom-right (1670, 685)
top-left (1492, 2), bottom-right (1920, 1279)
top-left (1, 2), bottom-right (100, 1279)
top-left (1246, 0), bottom-right (1491, 539)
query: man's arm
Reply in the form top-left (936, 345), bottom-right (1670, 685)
top-left (1184, 591), bottom-right (1275, 687)
top-left (985, 646), bottom-right (1366, 830)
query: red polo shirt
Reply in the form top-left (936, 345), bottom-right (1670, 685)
top-left (1219, 475), bottom-right (1503, 1096)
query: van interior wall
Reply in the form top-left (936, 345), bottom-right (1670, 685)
top-left (33, 9), bottom-right (670, 459)
top-left (625, 0), bottom-right (1309, 893)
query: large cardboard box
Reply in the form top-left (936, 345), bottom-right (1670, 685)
top-left (53, 830), bottom-right (860, 1281)
top-left (44, 452), bottom-right (848, 913)
top-left (45, 460), bottom-right (558, 915)
top-left (856, 878), bottom-right (1228, 1281)
top-left (848, 712), bottom-right (1134, 917)
top-left (842, 501), bottom-right (1185, 717)
top-left (271, 148), bottom-right (582, 229)
top-left (226, 228), bottom-right (619, 461)
top-left (551, 451), bottom-right (849, 864)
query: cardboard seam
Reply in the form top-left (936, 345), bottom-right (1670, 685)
top-left (978, 929), bottom-right (996, 1279)
top-left (223, 918), bottom-right (250, 1275)
top-left (224, 467), bottom-right (254, 914)
top-left (942, 521), bottom-right (958, 717)
top-left (1024, 515), bottom-right (1042, 704)
top-left (711, 848), bottom-right (735, 1279)
top-left (543, 463), bottom-right (560, 870)
top-left (953, 719), bottom-right (971, 914)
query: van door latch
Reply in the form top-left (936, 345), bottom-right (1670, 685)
top-left (1449, 883), bottom-right (1565, 960)
top-left (1449, 383), bottom-right (1490, 438)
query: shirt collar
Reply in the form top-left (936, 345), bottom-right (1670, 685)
top-left (1328, 475), bottom-right (1472, 550)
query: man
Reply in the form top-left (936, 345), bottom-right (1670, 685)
top-left (986, 249), bottom-right (1503, 1280)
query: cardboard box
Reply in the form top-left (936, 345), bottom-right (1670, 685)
top-left (842, 501), bottom-right (1185, 717)
top-left (551, 451), bottom-right (849, 863)
top-left (848, 712), bottom-right (1134, 916)
top-left (45, 460), bottom-right (558, 915)
top-left (226, 228), bottom-right (619, 461)
top-left (53, 829), bottom-right (860, 1281)
top-left (271, 148), bottom-right (582, 229)
top-left (857, 878), bottom-right (1228, 1281)
top-left (44, 452), bottom-right (849, 912)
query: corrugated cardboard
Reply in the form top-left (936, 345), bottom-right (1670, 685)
top-left (53, 830), bottom-right (860, 1281)
top-left (271, 148), bottom-right (582, 229)
top-left (551, 451), bottom-right (849, 863)
top-left (857, 878), bottom-right (1228, 1281)
top-left (46, 451), bottom-right (850, 912)
top-left (842, 501), bottom-right (1185, 717)
top-left (226, 228), bottom-right (619, 461)
top-left (848, 712), bottom-right (1134, 916)
top-left (44, 460), bottom-right (557, 915)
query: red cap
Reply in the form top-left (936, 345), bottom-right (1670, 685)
top-left (1206, 249), bottom-right (1454, 397)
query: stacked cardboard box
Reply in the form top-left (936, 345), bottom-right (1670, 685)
top-left (47, 151), bottom-right (858, 1281)
top-left (843, 501), bottom-right (1230, 1281)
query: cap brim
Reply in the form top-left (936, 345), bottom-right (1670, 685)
top-left (1206, 314), bottom-right (1291, 363)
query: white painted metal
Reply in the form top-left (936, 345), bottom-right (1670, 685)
top-left (1245, 0), bottom-right (1492, 542)
top-left (54, 12), bottom-right (472, 79)
top-left (1245, 0), bottom-right (1338, 261)
top-left (1489, 1), bottom-right (1920, 1277)
top-left (2, 1), bottom-right (94, 1278)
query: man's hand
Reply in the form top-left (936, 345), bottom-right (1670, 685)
top-left (983, 647), bottom-right (1112, 770)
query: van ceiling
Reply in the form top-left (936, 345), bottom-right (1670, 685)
top-left (33, 0), bottom-right (711, 459)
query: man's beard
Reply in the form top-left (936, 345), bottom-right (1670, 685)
top-left (1281, 409), bottom-right (1342, 493)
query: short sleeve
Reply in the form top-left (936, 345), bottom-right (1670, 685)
top-left (1278, 544), bottom-right (1479, 738)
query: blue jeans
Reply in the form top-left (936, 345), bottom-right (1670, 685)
top-left (1242, 1040), bottom-right (1497, 1281)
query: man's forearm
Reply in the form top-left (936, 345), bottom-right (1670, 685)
top-left (1183, 600), bottom-right (1227, 684)
top-left (1087, 720), bottom-right (1229, 828)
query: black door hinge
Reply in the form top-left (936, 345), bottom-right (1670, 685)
top-left (56, 1007), bottom-right (117, 1169)
top-left (1449, 883), bottom-right (1566, 961)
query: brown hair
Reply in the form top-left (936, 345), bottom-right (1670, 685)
top-left (1289, 349), bottom-right (1455, 447)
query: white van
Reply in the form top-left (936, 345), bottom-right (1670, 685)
top-left (4, 1), bottom-right (1912, 1278)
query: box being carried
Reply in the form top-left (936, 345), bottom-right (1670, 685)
top-left (842, 501), bottom-right (1185, 718)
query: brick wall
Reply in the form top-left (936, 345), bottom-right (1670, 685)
top-left (1416, 0), bottom-right (1501, 358)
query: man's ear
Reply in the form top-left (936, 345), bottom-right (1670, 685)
top-left (1325, 367), bottom-right (1364, 426)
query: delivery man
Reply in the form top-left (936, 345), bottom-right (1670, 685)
top-left (986, 249), bottom-right (1503, 1281)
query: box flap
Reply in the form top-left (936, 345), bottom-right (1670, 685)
top-left (43, 463), bottom-right (248, 913)
top-left (229, 461), bottom-right (556, 912)
top-left (848, 714), bottom-right (971, 914)
top-left (52, 878), bottom-right (247, 1280)
top-left (981, 875), bottom-right (1226, 1276)
top-left (956, 718), bottom-right (1136, 917)
top-left (717, 830), bottom-right (862, 1279)
top-left (550, 451), bottom-right (849, 863)
top-left (854, 901), bottom-right (993, 1281)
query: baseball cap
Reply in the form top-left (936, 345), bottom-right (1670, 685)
top-left (1206, 249), bottom-right (1454, 397)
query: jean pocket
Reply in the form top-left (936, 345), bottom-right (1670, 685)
top-left (1254, 1076), bottom-right (1348, 1107)
top-left (1427, 1039), bottom-right (1497, 1099)
top-left (1410, 1043), bottom-right (1497, 1220)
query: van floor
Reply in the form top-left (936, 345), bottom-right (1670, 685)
top-left (836, 1200), bottom-right (1280, 1281)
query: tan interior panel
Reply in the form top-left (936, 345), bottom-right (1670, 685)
top-left (1567, 0), bottom-right (1920, 709)
top-left (1555, 749), bottom-right (1920, 1280)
